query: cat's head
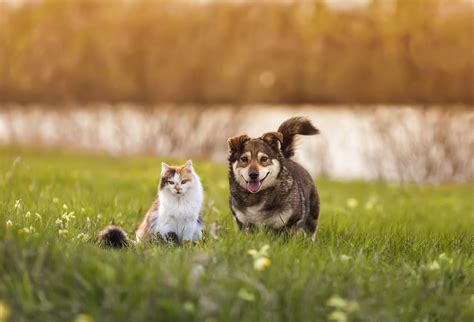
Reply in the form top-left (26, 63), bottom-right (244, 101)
top-left (159, 160), bottom-right (196, 196)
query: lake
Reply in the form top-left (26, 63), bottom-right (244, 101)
top-left (1, 104), bottom-right (472, 183)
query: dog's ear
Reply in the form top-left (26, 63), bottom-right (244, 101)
top-left (227, 134), bottom-right (250, 153)
top-left (260, 131), bottom-right (283, 151)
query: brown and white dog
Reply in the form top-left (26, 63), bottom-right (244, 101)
top-left (227, 117), bottom-right (320, 239)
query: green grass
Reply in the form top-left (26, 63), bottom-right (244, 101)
top-left (0, 147), bottom-right (473, 322)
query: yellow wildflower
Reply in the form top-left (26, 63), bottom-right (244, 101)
top-left (326, 295), bottom-right (347, 308)
top-left (253, 257), bottom-right (271, 272)
top-left (427, 260), bottom-right (440, 271)
top-left (237, 288), bottom-right (255, 302)
top-left (328, 310), bottom-right (347, 322)
top-left (0, 300), bottom-right (11, 322)
top-left (346, 198), bottom-right (358, 209)
top-left (74, 314), bottom-right (94, 322)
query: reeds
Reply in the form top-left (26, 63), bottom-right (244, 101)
top-left (0, 0), bottom-right (472, 105)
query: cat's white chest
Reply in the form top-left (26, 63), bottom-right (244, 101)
top-left (154, 213), bottom-right (201, 242)
top-left (151, 192), bottom-right (202, 241)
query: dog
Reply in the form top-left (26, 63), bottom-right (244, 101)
top-left (227, 117), bottom-right (320, 239)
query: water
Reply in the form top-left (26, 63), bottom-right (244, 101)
top-left (1, 104), bottom-right (472, 183)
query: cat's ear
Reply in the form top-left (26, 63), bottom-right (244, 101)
top-left (161, 162), bottom-right (170, 175)
top-left (227, 134), bottom-right (250, 153)
top-left (185, 160), bottom-right (193, 171)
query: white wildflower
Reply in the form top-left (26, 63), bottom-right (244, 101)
top-left (76, 233), bottom-right (90, 242)
top-left (237, 288), bottom-right (255, 302)
top-left (19, 227), bottom-right (31, 234)
top-left (340, 254), bottom-right (352, 262)
top-left (14, 199), bottom-right (22, 210)
top-left (438, 253), bottom-right (453, 265)
top-left (427, 260), bottom-right (440, 271)
top-left (183, 301), bottom-right (195, 313)
top-left (326, 295), bottom-right (359, 322)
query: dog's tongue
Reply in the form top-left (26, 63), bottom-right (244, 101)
top-left (247, 180), bottom-right (261, 193)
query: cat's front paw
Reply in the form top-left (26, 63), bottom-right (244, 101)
top-left (151, 233), bottom-right (164, 244)
top-left (164, 232), bottom-right (179, 245)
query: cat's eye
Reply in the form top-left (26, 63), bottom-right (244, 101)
top-left (167, 180), bottom-right (174, 184)
top-left (261, 156), bottom-right (269, 163)
top-left (240, 156), bottom-right (248, 163)
top-left (181, 179), bottom-right (189, 184)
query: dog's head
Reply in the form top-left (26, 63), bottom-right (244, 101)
top-left (227, 132), bottom-right (283, 193)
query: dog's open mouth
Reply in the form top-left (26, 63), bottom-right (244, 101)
top-left (242, 172), bottom-right (270, 193)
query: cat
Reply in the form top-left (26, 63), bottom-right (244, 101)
top-left (98, 160), bottom-right (204, 248)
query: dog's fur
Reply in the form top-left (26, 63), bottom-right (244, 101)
top-left (227, 117), bottom-right (320, 239)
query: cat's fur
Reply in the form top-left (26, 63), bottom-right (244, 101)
top-left (98, 160), bottom-right (203, 248)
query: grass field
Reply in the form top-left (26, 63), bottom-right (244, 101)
top-left (0, 147), bottom-right (472, 322)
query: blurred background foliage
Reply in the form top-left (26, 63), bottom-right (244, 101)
top-left (0, 0), bottom-right (472, 105)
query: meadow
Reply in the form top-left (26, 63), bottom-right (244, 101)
top-left (0, 147), bottom-right (472, 322)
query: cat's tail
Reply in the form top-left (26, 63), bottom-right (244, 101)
top-left (97, 225), bottom-right (130, 249)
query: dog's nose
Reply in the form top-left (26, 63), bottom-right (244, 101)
top-left (249, 169), bottom-right (259, 180)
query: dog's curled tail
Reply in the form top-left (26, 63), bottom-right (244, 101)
top-left (97, 225), bottom-right (130, 249)
top-left (278, 117), bottom-right (319, 158)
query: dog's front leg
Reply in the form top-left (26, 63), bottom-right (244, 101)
top-left (230, 207), bottom-right (245, 231)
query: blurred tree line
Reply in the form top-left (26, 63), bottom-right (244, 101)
top-left (0, 0), bottom-right (472, 105)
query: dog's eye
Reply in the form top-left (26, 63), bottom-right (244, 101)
top-left (260, 156), bottom-right (269, 163)
top-left (181, 179), bottom-right (189, 184)
top-left (240, 156), bottom-right (248, 163)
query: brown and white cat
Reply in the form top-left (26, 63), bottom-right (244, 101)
top-left (98, 160), bottom-right (203, 247)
